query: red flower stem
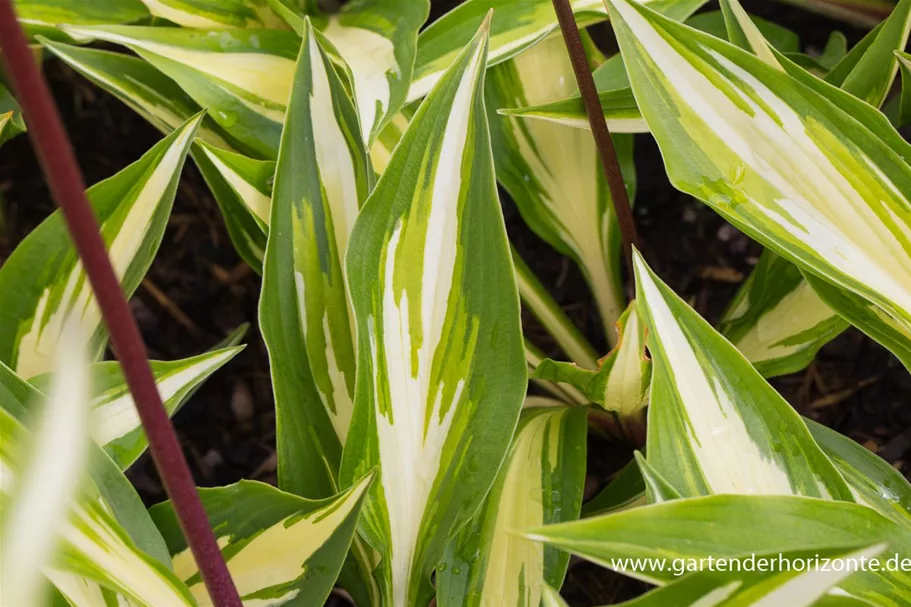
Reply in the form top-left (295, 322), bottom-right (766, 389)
top-left (0, 4), bottom-right (241, 605)
top-left (551, 0), bottom-right (641, 275)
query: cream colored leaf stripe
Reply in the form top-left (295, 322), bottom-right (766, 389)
top-left (437, 405), bottom-right (587, 607)
top-left (634, 252), bottom-right (853, 500)
top-left (606, 0), bottom-right (911, 371)
top-left (340, 16), bottom-right (526, 606)
top-left (0, 115), bottom-right (201, 379)
top-left (489, 33), bottom-right (634, 341)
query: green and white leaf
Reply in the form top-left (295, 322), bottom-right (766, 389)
top-left (0, 361), bottom-right (171, 567)
top-left (437, 405), bottom-right (587, 607)
top-left (493, 2), bottom-right (736, 131)
top-left (825, 0), bottom-right (911, 108)
top-left (30, 346), bottom-right (243, 470)
top-left (488, 33), bottom-right (636, 339)
top-left (719, 251), bottom-right (847, 378)
top-left (409, 0), bottom-right (709, 103)
top-left (39, 38), bottom-right (233, 149)
top-left (612, 544), bottom-right (888, 607)
top-left (150, 474), bottom-right (374, 606)
top-left (37, 38), bottom-right (270, 270)
top-left (409, 0), bottom-right (603, 103)
top-left (195, 140), bottom-right (273, 230)
top-left (260, 19), bottom-right (370, 500)
top-left (193, 141), bottom-right (272, 271)
top-left (802, 269), bottom-right (911, 372)
top-left (606, 0), bottom-right (911, 376)
top-left (807, 418), bottom-right (911, 528)
top-left (1, 336), bottom-right (90, 607)
top-left (0, 114), bottom-right (201, 379)
top-left (138, 0), bottom-right (288, 28)
top-left (13, 0), bottom-right (149, 41)
top-left (312, 0), bottom-right (428, 145)
top-left (64, 24), bottom-right (300, 159)
top-left (498, 87), bottom-right (647, 132)
top-left (0, 83), bottom-right (26, 148)
top-left (526, 494), bottom-right (911, 602)
top-left (532, 302), bottom-right (651, 416)
top-left (0, 407), bottom-right (195, 606)
top-left (339, 18), bottom-right (527, 607)
top-left (634, 253), bottom-right (853, 500)
top-left (513, 247), bottom-right (598, 370)
top-left (716, 1), bottom-right (903, 377)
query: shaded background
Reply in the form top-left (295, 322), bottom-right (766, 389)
top-left (1, 1), bottom-right (909, 604)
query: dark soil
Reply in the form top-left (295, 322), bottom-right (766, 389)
top-left (1, 2), bottom-right (909, 605)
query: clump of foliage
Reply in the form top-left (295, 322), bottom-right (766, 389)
top-left (1, 0), bottom-right (911, 605)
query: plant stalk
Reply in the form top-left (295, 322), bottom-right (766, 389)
top-left (550, 0), bottom-right (641, 275)
top-left (0, 4), bottom-right (242, 605)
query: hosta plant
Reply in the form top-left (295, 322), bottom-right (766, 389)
top-left (1, 0), bottom-right (911, 605)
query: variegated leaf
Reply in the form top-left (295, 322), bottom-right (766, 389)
top-left (611, 544), bottom-right (887, 607)
top-left (29, 347), bottom-right (243, 470)
top-left (807, 418), bottom-right (911, 528)
top-left (437, 405), bottom-right (587, 607)
top-left (772, 0), bottom-right (896, 27)
top-left (149, 475), bottom-right (373, 606)
top-left (138, 0), bottom-right (288, 28)
top-left (12, 0), bottom-right (149, 41)
top-left (607, 0), bottom-right (911, 374)
top-left (825, 0), bottom-right (911, 108)
top-left (634, 253), bottom-right (853, 500)
top-left (0, 114), bottom-right (201, 379)
top-left (260, 19), bottom-right (371, 500)
top-left (267, 0), bottom-right (427, 146)
top-left (532, 302), bottom-right (651, 416)
top-left (0, 361), bottom-right (171, 567)
top-left (194, 140), bottom-right (273, 230)
top-left (0, 83), bottom-right (26, 148)
top-left (717, 0), bottom-right (905, 378)
top-left (492, 3), bottom-right (731, 132)
top-left (409, 0), bottom-right (709, 103)
top-left (339, 17), bottom-right (527, 606)
top-left (526, 494), bottom-right (911, 601)
top-left (37, 38), bottom-right (269, 271)
top-left (316, 0), bottom-right (428, 145)
top-left (513, 248), bottom-right (599, 370)
top-left (1, 336), bottom-right (90, 607)
top-left (488, 33), bottom-right (637, 340)
top-left (193, 141), bottom-right (272, 271)
top-left (64, 24), bottom-right (300, 158)
top-left (719, 251), bottom-right (847, 377)
top-left (409, 0), bottom-right (603, 103)
top-left (39, 38), bottom-right (233, 150)
top-left (498, 87), bottom-right (647, 132)
top-left (803, 270), bottom-right (911, 372)
top-left (0, 407), bottom-right (195, 606)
